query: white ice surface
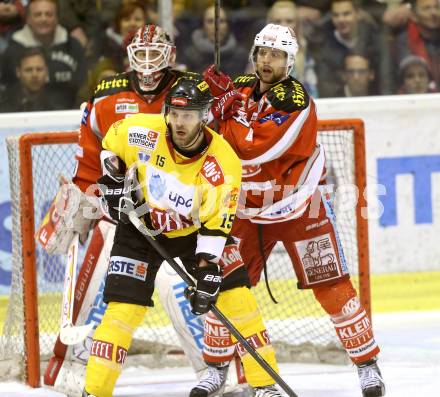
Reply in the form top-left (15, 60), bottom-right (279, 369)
top-left (1, 310), bottom-right (439, 397)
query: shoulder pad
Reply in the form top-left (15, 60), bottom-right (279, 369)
top-left (93, 72), bottom-right (132, 98)
top-left (233, 74), bottom-right (257, 88)
top-left (266, 77), bottom-right (309, 113)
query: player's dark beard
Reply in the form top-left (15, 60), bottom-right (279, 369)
top-left (171, 126), bottom-right (207, 157)
top-left (258, 65), bottom-right (287, 86)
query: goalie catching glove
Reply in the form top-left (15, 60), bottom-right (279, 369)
top-left (186, 255), bottom-right (222, 315)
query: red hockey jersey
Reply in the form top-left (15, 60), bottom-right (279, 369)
top-left (218, 74), bottom-right (325, 223)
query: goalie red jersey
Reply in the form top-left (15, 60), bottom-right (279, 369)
top-left (217, 74), bottom-right (324, 223)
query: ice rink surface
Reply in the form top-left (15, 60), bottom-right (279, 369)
top-left (1, 310), bottom-right (439, 397)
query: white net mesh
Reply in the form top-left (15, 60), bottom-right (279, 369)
top-left (0, 122), bottom-right (367, 382)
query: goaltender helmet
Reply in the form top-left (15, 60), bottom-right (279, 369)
top-left (250, 23), bottom-right (299, 76)
top-left (165, 77), bottom-right (213, 122)
top-left (127, 24), bottom-right (176, 90)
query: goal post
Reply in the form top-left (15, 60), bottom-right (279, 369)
top-left (1, 119), bottom-right (370, 387)
top-left (5, 132), bottom-right (78, 387)
top-left (317, 119), bottom-right (370, 315)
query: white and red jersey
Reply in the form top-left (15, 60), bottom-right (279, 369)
top-left (218, 74), bottom-right (325, 223)
top-left (73, 69), bottom-right (190, 192)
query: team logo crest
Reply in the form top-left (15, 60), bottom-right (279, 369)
top-left (149, 173), bottom-right (167, 200)
top-left (296, 233), bottom-right (342, 285)
top-left (138, 151), bottom-right (151, 163)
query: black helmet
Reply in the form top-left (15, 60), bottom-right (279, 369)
top-left (165, 77), bottom-right (213, 111)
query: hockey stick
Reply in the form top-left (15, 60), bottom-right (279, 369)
top-left (128, 212), bottom-right (298, 397)
top-left (214, 0), bottom-right (221, 70)
top-left (60, 233), bottom-right (94, 345)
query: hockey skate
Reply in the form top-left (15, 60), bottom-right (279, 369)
top-left (357, 358), bottom-right (386, 397)
top-left (81, 390), bottom-right (96, 397)
top-left (253, 384), bottom-right (284, 396)
top-left (190, 364), bottom-right (229, 397)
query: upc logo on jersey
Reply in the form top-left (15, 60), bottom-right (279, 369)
top-left (201, 155), bottom-right (224, 186)
top-left (108, 256), bottom-right (148, 281)
top-left (128, 127), bottom-right (159, 151)
top-left (115, 103), bottom-right (139, 114)
top-left (169, 191), bottom-right (193, 208)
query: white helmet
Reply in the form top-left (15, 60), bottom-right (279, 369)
top-left (127, 24), bottom-right (176, 90)
top-left (250, 23), bottom-right (299, 77)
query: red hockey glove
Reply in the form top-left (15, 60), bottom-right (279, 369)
top-left (212, 90), bottom-right (243, 120)
top-left (203, 64), bottom-right (235, 97)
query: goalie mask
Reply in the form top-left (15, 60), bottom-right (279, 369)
top-left (250, 23), bottom-right (299, 82)
top-left (127, 24), bottom-right (176, 91)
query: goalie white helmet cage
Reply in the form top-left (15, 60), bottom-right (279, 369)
top-left (250, 23), bottom-right (299, 77)
top-left (127, 24), bottom-right (176, 90)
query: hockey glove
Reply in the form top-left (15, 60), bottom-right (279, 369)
top-left (203, 64), bottom-right (235, 97)
top-left (97, 174), bottom-right (138, 224)
top-left (212, 90), bottom-right (243, 121)
top-left (186, 260), bottom-right (222, 315)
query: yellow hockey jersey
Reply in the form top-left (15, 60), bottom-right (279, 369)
top-left (102, 113), bottom-right (242, 262)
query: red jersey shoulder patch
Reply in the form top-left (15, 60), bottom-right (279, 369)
top-left (201, 155), bottom-right (225, 186)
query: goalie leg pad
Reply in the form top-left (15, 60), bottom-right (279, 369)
top-left (44, 220), bottom-right (115, 395)
top-left (313, 279), bottom-right (380, 364)
top-left (155, 262), bottom-right (207, 377)
top-left (85, 302), bottom-right (147, 397)
top-left (212, 286), bottom-right (279, 388)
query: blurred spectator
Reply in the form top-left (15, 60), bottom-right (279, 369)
top-left (341, 52), bottom-right (375, 96)
top-left (75, 56), bottom-right (119, 106)
top-left (310, 0), bottom-right (380, 97)
top-left (0, 47), bottom-right (68, 112)
top-left (398, 54), bottom-right (437, 93)
top-left (1, 0), bottom-right (85, 107)
top-left (58, 1), bottom-right (123, 48)
top-left (0, 0), bottom-right (25, 55)
top-left (394, 0), bottom-right (440, 89)
top-left (266, 0), bottom-right (318, 97)
top-left (100, 0), bottom-right (147, 70)
top-left (181, 4), bottom-right (248, 75)
top-left (382, 0), bottom-right (412, 29)
top-left (295, 0), bottom-right (330, 39)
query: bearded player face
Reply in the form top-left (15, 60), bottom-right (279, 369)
top-left (168, 108), bottom-right (204, 150)
top-left (255, 46), bottom-right (289, 84)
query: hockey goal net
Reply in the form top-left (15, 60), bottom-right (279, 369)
top-left (1, 119), bottom-right (370, 387)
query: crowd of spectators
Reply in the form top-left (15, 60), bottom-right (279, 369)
top-left (0, 0), bottom-right (438, 112)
